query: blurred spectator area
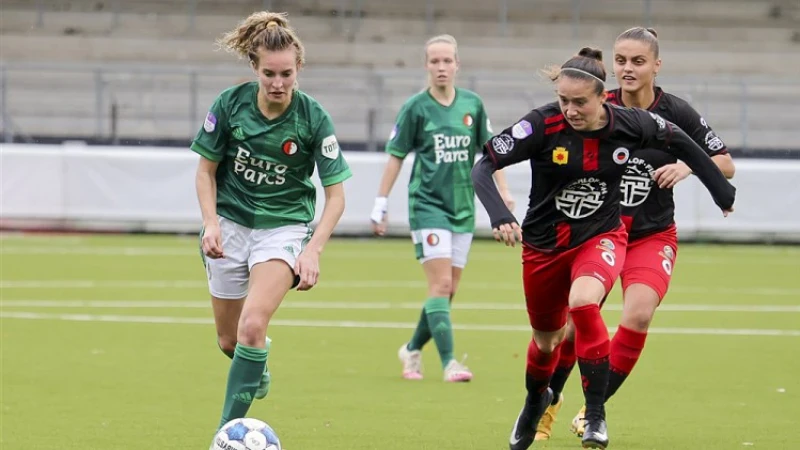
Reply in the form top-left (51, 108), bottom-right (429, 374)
top-left (1, 0), bottom-right (799, 151)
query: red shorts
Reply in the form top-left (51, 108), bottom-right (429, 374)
top-left (620, 225), bottom-right (678, 301)
top-left (522, 226), bottom-right (628, 332)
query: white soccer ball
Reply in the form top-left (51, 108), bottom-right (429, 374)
top-left (211, 418), bottom-right (281, 450)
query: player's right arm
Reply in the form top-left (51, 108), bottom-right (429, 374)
top-left (635, 110), bottom-right (736, 214)
top-left (653, 99), bottom-right (734, 188)
top-left (471, 111), bottom-right (545, 246)
top-left (371, 100), bottom-right (418, 236)
top-left (190, 95), bottom-right (230, 259)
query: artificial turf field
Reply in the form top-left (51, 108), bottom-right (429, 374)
top-left (1, 233), bottom-right (797, 449)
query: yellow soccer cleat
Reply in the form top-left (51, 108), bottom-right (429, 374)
top-left (534, 393), bottom-right (564, 441)
top-left (570, 405), bottom-right (587, 438)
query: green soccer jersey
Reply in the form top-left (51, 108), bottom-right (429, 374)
top-left (386, 88), bottom-right (492, 233)
top-left (191, 82), bottom-right (352, 229)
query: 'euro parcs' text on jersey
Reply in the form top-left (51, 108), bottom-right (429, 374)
top-left (191, 82), bottom-right (352, 229)
top-left (386, 88), bottom-right (493, 233)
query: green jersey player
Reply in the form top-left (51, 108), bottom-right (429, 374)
top-left (192, 11), bottom-right (351, 430)
top-left (371, 35), bottom-right (515, 382)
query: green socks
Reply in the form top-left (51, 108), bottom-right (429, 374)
top-left (424, 296), bottom-right (454, 368)
top-left (217, 344), bottom-right (268, 429)
top-left (407, 308), bottom-right (432, 351)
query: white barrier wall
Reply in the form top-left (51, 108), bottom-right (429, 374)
top-left (2, 144), bottom-right (800, 242)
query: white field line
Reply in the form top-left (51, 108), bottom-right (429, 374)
top-left (1, 311), bottom-right (798, 337)
top-left (1, 300), bottom-right (799, 313)
top-left (2, 245), bottom-right (798, 265)
top-left (1, 279), bottom-right (799, 297)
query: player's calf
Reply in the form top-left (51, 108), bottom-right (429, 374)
top-left (254, 337), bottom-right (272, 399)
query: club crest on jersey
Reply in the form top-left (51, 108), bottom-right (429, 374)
top-left (426, 233), bottom-right (440, 246)
top-left (282, 139), bottom-right (298, 155)
top-left (555, 177), bottom-right (608, 219)
top-left (491, 134), bottom-right (515, 155)
top-left (512, 120), bottom-right (533, 139)
top-left (552, 147), bottom-right (568, 165)
top-left (620, 158), bottom-right (655, 207)
top-left (704, 131), bottom-right (725, 151)
top-left (204, 112), bottom-right (217, 132)
top-left (613, 147), bottom-right (630, 165)
top-left (463, 113), bottom-right (474, 127)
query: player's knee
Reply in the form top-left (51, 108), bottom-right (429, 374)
top-left (429, 276), bottom-right (453, 297)
top-left (533, 327), bottom-right (566, 353)
top-left (621, 284), bottom-right (660, 331)
top-left (218, 335), bottom-right (237, 356)
top-left (237, 313), bottom-right (270, 347)
top-left (620, 305), bottom-right (655, 332)
top-left (568, 277), bottom-right (607, 308)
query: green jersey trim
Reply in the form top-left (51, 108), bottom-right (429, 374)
top-left (320, 168), bottom-right (353, 187)
top-left (385, 146), bottom-right (409, 159)
top-left (190, 141), bottom-right (223, 162)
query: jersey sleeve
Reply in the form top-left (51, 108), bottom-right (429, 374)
top-left (476, 101), bottom-right (493, 147)
top-left (385, 101), bottom-right (418, 159)
top-left (190, 94), bottom-right (229, 162)
top-left (673, 104), bottom-right (728, 156)
top-left (636, 109), bottom-right (735, 210)
top-left (313, 111), bottom-right (352, 187)
top-left (483, 110), bottom-right (546, 170)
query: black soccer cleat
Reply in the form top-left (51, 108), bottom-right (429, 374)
top-left (581, 412), bottom-right (609, 449)
top-left (509, 388), bottom-right (554, 450)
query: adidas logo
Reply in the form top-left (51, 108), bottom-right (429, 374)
top-left (433, 322), bottom-right (449, 333)
top-left (283, 245), bottom-right (295, 256)
top-left (232, 392), bottom-right (253, 404)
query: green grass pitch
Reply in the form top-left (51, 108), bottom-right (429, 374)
top-left (1, 234), bottom-right (798, 449)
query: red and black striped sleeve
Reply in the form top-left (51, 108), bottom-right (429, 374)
top-left (482, 109), bottom-right (548, 170)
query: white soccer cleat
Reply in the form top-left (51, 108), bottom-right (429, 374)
top-left (443, 357), bottom-right (473, 382)
top-left (398, 343), bottom-right (423, 380)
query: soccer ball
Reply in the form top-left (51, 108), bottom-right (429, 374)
top-left (211, 418), bottom-right (281, 450)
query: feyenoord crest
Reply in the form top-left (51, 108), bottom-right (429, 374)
top-left (552, 147), bottom-right (568, 165)
top-left (426, 233), bottom-right (440, 246)
top-left (282, 140), bottom-right (298, 155)
top-left (463, 113), bottom-right (474, 127)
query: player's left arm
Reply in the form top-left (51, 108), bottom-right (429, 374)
top-left (296, 112), bottom-right (352, 290)
top-left (477, 101), bottom-right (516, 210)
top-left (654, 104), bottom-right (735, 188)
top-left (637, 110), bottom-right (735, 214)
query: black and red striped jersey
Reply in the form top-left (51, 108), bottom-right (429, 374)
top-left (607, 87), bottom-right (729, 240)
top-left (481, 101), bottom-right (735, 251)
